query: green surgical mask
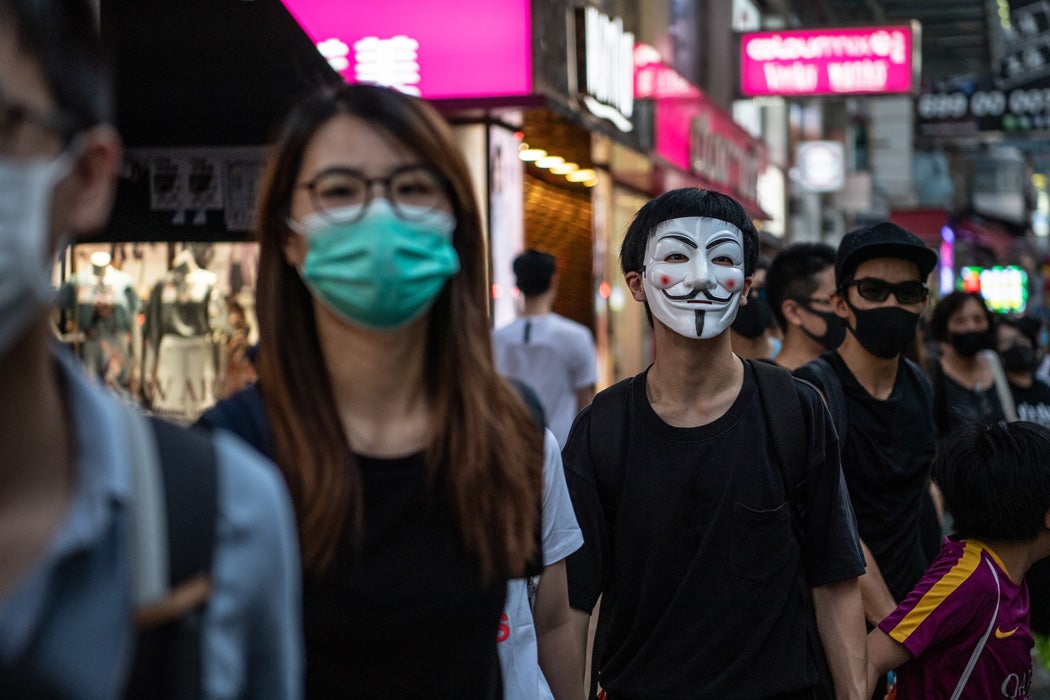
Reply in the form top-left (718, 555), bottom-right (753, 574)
top-left (292, 199), bottom-right (460, 330)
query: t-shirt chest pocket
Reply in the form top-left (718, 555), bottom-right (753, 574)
top-left (729, 501), bottom-right (796, 582)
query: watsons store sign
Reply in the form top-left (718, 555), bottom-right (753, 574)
top-left (740, 24), bottom-right (919, 97)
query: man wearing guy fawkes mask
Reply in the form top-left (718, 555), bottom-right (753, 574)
top-left (795, 222), bottom-right (939, 699)
top-left (563, 188), bottom-right (866, 699)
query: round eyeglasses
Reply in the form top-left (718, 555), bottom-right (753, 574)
top-left (299, 164), bottom-right (450, 224)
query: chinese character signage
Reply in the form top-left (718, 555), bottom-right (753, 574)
top-left (739, 24), bottom-right (920, 97)
top-left (280, 0), bottom-right (532, 99)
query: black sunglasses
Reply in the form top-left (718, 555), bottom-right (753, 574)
top-left (842, 278), bottom-right (928, 305)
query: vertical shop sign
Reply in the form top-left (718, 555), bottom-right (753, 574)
top-left (577, 6), bottom-right (634, 132)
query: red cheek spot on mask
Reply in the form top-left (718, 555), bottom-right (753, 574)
top-left (661, 274), bottom-right (670, 286)
top-left (725, 279), bottom-right (735, 289)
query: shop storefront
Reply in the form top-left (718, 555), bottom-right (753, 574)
top-left (83, 0), bottom-right (665, 420)
top-left (67, 0), bottom-right (335, 422)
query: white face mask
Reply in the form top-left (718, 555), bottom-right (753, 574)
top-left (0, 150), bottom-right (75, 358)
top-left (642, 216), bottom-right (747, 339)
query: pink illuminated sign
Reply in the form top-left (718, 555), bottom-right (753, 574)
top-left (740, 25), bottom-right (919, 97)
top-left (635, 44), bottom-right (765, 210)
top-left (280, 0), bottom-right (532, 99)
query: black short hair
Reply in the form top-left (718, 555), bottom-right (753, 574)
top-left (766, 243), bottom-right (837, 330)
top-left (512, 249), bottom-right (556, 297)
top-left (933, 421), bottom-right (1050, 541)
top-left (619, 188), bottom-right (759, 278)
top-left (928, 291), bottom-right (993, 342)
top-left (1, 0), bottom-right (113, 130)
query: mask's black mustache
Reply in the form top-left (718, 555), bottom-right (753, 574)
top-left (660, 289), bottom-right (732, 303)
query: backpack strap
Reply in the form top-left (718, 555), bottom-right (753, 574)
top-left (125, 415), bottom-right (218, 700)
top-left (952, 557), bottom-right (1001, 699)
top-left (803, 356), bottom-right (849, 443)
top-left (752, 361), bottom-right (836, 698)
top-left (930, 357), bottom-right (949, 438)
top-left (752, 361), bottom-right (807, 524)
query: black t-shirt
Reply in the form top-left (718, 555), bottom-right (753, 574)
top-left (1011, 378), bottom-right (1050, 428)
top-left (937, 364), bottom-right (1006, 437)
top-left (795, 352), bottom-right (937, 602)
top-left (199, 387), bottom-right (505, 698)
top-left (1010, 379), bottom-right (1050, 635)
top-left (564, 362), bottom-right (864, 699)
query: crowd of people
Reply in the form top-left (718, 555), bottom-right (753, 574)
top-left (4, 1), bottom-right (1050, 699)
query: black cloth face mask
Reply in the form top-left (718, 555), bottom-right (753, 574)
top-left (795, 300), bottom-right (846, 351)
top-left (845, 300), bottom-right (920, 359)
top-left (949, 331), bottom-right (991, 358)
top-left (731, 294), bottom-right (773, 339)
top-left (1001, 344), bottom-right (1036, 373)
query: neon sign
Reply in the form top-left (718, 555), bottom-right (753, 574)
top-left (280, 0), bottom-right (532, 99)
top-left (740, 25), bottom-right (919, 97)
top-left (959, 265), bottom-right (1029, 313)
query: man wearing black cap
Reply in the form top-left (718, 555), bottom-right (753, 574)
top-left (795, 223), bottom-right (939, 644)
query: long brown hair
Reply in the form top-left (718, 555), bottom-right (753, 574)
top-left (254, 83), bottom-right (542, 579)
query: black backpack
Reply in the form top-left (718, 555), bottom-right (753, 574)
top-left (123, 417), bottom-right (218, 700)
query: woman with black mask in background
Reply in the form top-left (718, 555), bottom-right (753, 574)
top-left (927, 291), bottom-right (1007, 437)
top-left (996, 314), bottom-right (1050, 427)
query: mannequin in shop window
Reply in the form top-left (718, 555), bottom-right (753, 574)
top-left (142, 243), bottom-right (220, 423)
top-left (56, 250), bottom-right (140, 395)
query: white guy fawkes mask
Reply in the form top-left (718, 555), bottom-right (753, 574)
top-left (642, 216), bottom-right (748, 339)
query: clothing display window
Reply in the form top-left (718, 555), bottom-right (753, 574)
top-left (53, 241), bottom-right (259, 424)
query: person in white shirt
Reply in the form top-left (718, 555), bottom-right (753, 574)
top-left (493, 250), bottom-right (597, 448)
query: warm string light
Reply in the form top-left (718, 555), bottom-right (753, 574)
top-left (518, 143), bottom-right (595, 186)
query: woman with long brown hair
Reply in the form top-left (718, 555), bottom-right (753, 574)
top-left (200, 83), bottom-right (545, 696)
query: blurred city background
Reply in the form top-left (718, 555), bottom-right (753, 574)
top-left (68, 0), bottom-right (1050, 420)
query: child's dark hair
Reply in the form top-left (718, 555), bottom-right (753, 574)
top-left (933, 421), bottom-right (1050, 541)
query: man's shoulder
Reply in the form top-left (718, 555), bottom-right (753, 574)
top-left (551, 313), bottom-right (594, 339)
top-left (197, 384), bottom-right (272, 458)
top-left (492, 318), bottom-right (525, 338)
top-left (210, 427), bottom-right (290, 528)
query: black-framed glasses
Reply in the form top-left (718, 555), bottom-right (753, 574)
top-left (299, 164), bottom-right (449, 224)
top-left (0, 88), bottom-right (83, 152)
top-left (842, 278), bottom-right (928, 305)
